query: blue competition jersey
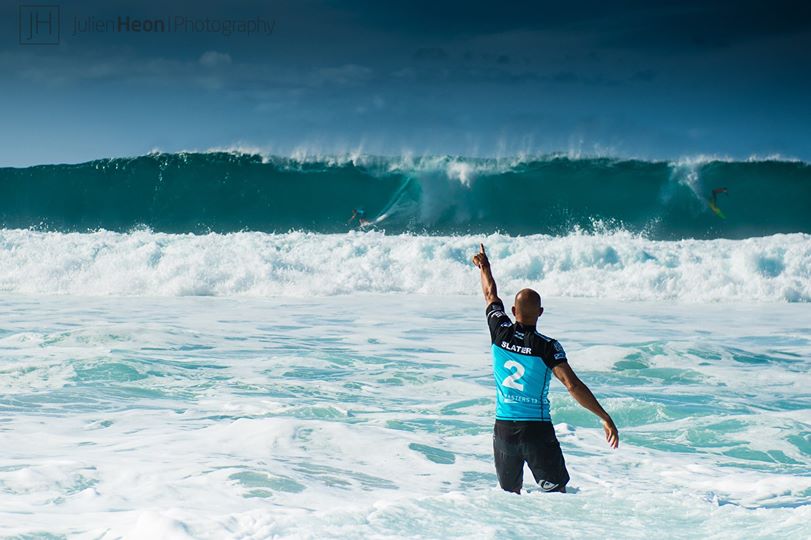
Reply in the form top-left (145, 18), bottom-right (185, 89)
top-left (486, 301), bottom-right (568, 421)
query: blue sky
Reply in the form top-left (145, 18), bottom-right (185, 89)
top-left (1, 0), bottom-right (810, 166)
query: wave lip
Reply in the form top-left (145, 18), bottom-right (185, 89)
top-left (1, 152), bottom-right (810, 239)
top-left (1, 229), bottom-right (809, 302)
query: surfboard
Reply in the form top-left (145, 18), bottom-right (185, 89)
top-left (709, 200), bottom-right (726, 219)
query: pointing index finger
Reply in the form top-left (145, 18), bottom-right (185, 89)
top-left (479, 243), bottom-right (486, 255)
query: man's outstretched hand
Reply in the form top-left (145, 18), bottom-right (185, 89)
top-left (603, 418), bottom-right (620, 449)
top-left (472, 243), bottom-right (490, 269)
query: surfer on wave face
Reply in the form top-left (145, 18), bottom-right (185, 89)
top-left (709, 187), bottom-right (728, 219)
top-left (472, 244), bottom-right (619, 494)
top-left (347, 208), bottom-right (371, 228)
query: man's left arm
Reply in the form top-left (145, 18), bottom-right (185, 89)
top-left (553, 361), bottom-right (619, 449)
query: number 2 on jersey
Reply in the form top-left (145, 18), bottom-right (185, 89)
top-left (502, 360), bottom-right (525, 391)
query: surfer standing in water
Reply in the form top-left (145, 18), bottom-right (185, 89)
top-left (472, 244), bottom-right (619, 494)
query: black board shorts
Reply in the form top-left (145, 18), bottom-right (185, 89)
top-left (493, 420), bottom-right (570, 493)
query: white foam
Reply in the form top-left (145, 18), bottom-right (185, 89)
top-left (1, 229), bottom-right (809, 301)
top-left (0, 295), bottom-right (808, 538)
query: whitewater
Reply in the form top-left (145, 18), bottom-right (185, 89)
top-left (1, 153), bottom-right (810, 539)
top-left (0, 229), bottom-right (808, 302)
top-left (2, 295), bottom-right (809, 538)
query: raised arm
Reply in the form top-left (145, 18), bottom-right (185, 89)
top-left (552, 362), bottom-right (619, 449)
top-left (472, 243), bottom-right (501, 305)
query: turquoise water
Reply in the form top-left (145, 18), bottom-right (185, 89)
top-left (1, 150), bottom-right (809, 538)
top-left (2, 152), bottom-right (810, 239)
top-left (1, 295), bottom-right (808, 538)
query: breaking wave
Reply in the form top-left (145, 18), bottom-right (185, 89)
top-left (2, 152), bottom-right (810, 239)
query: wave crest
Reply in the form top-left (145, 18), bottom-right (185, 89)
top-left (2, 152), bottom-right (809, 239)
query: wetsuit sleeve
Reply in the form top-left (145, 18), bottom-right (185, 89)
top-left (542, 339), bottom-right (568, 369)
top-left (486, 301), bottom-right (511, 343)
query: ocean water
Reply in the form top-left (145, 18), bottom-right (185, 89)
top-left (2, 152), bottom-right (810, 239)
top-left (1, 295), bottom-right (809, 538)
top-left (1, 152), bottom-right (810, 538)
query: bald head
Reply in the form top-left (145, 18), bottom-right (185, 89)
top-left (513, 288), bottom-right (543, 325)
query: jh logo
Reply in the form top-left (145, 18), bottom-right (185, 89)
top-left (19, 5), bottom-right (61, 45)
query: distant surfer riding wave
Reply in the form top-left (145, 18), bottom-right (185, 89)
top-left (347, 178), bottom-right (416, 230)
top-left (709, 187), bottom-right (728, 219)
top-left (347, 208), bottom-right (371, 228)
